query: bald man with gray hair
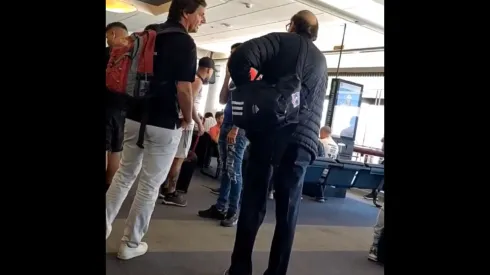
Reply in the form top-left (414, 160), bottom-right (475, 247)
top-left (225, 9), bottom-right (328, 275)
top-left (319, 126), bottom-right (338, 158)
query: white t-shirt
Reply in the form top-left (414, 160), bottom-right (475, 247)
top-left (320, 137), bottom-right (339, 158)
top-left (203, 117), bottom-right (217, 132)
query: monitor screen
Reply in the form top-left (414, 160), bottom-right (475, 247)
top-left (330, 80), bottom-right (363, 139)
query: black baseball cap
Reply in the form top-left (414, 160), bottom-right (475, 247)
top-left (198, 57), bottom-right (217, 71)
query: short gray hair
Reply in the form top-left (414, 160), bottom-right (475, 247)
top-left (320, 126), bottom-right (331, 134)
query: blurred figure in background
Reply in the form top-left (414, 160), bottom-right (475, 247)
top-left (160, 57), bottom-right (214, 207)
top-left (198, 43), bottom-right (256, 227)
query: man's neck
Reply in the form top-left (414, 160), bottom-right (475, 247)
top-left (178, 18), bottom-right (189, 32)
top-left (196, 71), bottom-right (206, 80)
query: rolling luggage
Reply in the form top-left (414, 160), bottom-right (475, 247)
top-left (176, 134), bottom-right (200, 193)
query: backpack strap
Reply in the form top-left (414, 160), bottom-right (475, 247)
top-left (157, 27), bottom-right (187, 35)
top-left (136, 26), bottom-right (188, 149)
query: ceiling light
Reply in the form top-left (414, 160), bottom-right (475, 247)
top-left (106, 0), bottom-right (137, 14)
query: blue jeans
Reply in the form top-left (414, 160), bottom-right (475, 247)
top-left (215, 123), bottom-right (248, 214)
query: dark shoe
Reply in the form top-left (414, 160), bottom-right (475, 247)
top-left (368, 245), bottom-right (378, 262)
top-left (364, 192), bottom-right (376, 200)
top-left (198, 205), bottom-right (226, 220)
top-left (162, 192), bottom-right (187, 207)
top-left (158, 186), bottom-right (169, 199)
top-left (210, 187), bottom-right (220, 195)
top-left (220, 211), bottom-right (238, 227)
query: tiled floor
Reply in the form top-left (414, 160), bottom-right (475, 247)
top-left (106, 172), bottom-right (384, 275)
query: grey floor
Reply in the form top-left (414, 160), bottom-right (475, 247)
top-left (106, 171), bottom-right (384, 275)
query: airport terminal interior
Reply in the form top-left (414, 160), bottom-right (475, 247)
top-left (106, 0), bottom-right (384, 274)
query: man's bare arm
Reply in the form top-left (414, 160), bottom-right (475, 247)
top-left (191, 79), bottom-right (203, 125)
top-left (177, 81), bottom-right (193, 124)
top-left (219, 73), bottom-right (231, 104)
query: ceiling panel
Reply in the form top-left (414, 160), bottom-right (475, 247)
top-left (106, 0), bottom-right (383, 54)
top-left (204, 0), bottom-right (294, 23)
top-left (106, 11), bottom-right (139, 24)
top-left (119, 12), bottom-right (169, 31)
top-left (194, 12), bottom-right (340, 48)
top-left (193, 2), bottom-right (327, 39)
top-left (105, 0), bottom-right (226, 30)
top-left (197, 19), bottom-right (383, 54)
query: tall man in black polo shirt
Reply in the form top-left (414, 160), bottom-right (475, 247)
top-left (105, 0), bottom-right (207, 261)
top-left (105, 22), bottom-right (128, 192)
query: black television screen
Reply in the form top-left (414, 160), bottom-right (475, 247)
top-left (330, 80), bottom-right (363, 139)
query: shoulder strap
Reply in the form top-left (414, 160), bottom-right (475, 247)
top-left (295, 36), bottom-right (309, 80)
top-left (157, 27), bottom-right (187, 35)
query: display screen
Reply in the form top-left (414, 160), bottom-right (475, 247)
top-left (330, 81), bottom-right (363, 139)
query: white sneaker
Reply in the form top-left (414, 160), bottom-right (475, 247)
top-left (117, 242), bottom-right (148, 260)
top-left (106, 225), bottom-right (112, 240)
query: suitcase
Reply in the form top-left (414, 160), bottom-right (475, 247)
top-left (176, 135), bottom-right (200, 193)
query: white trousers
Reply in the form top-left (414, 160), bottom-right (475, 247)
top-left (106, 119), bottom-right (182, 246)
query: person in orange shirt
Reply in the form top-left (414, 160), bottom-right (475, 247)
top-left (209, 112), bottom-right (224, 143)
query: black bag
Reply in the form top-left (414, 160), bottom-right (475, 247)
top-left (231, 36), bottom-right (308, 132)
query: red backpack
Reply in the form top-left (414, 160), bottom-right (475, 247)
top-left (106, 27), bottom-right (185, 98)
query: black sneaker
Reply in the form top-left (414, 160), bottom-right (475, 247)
top-left (368, 245), bottom-right (378, 262)
top-left (161, 192), bottom-right (187, 207)
top-left (198, 205), bottom-right (226, 220)
top-left (220, 211), bottom-right (238, 227)
top-left (158, 186), bottom-right (169, 199)
top-left (210, 187), bottom-right (220, 195)
top-left (364, 192), bottom-right (376, 200)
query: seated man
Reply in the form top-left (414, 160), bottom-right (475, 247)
top-left (203, 111), bottom-right (223, 169)
top-left (368, 205), bottom-right (385, 262)
top-left (319, 126), bottom-right (338, 158)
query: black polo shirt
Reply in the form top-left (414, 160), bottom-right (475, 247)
top-left (126, 21), bottom-right (197, 129)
